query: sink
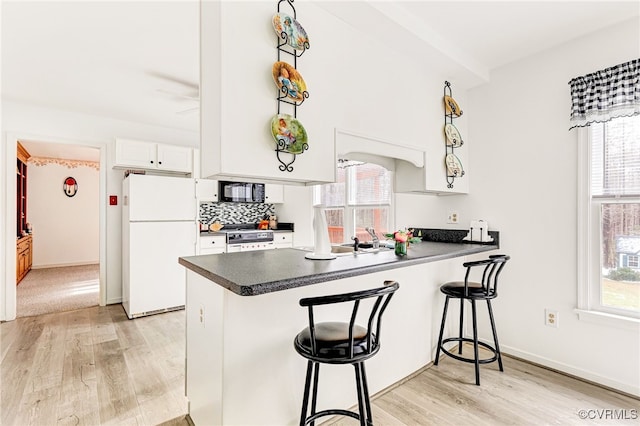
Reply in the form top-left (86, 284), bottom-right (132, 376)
top-left (332, 245), bottom-right (356, 253)
top-left (293, 245), bottom-right (392, 257)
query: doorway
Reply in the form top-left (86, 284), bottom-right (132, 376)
top-left (8, 137), bottom-right (105, 319)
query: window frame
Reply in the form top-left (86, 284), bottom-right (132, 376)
top-left (576, 125), bottom-right (640, 325)
top-left (313, 162), bottom-right (394, 244)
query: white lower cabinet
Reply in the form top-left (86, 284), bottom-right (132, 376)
top-left (199, 235), bottom-right (226, 255)
top-left (273, 231), bottom-right (293, 249)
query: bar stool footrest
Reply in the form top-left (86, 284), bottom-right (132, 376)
top-left (304, 408), bottom-right (361, 425)
top-left (440, 337), bottom-right (498, 365)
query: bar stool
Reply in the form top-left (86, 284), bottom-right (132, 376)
top-left (294, 280), bottom-right (399, 426)
top-left (434, 254), bottom-right (510, 385)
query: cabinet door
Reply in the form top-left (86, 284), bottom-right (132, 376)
top-left (274, 231), bottom-right (293, 248)
top-left (115, 139), bottom-right (157, 169)
top-left (196, 179), bottom-right (218, 201)
top-left (157, 145), bottom-right (193, 173)
top-left (264, 184), bottom-right (284, 204)
top-left (199, 235), bottom-right (226, 254)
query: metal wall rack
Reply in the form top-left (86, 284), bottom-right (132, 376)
top-left (443, 81), bottom-right (464, 188)
top-left (274, 0), bottom-right (309, 172)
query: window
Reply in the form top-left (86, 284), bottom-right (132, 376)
top-left (314, 161), bottom-right (392, 244)
top-left (579, 115), bottom-right (640, 319)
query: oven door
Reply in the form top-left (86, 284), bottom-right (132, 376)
top-left (227, 244), bottom-right (242, 253)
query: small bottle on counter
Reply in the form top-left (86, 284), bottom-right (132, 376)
top-left (269, 215), bottom-right (278, 230)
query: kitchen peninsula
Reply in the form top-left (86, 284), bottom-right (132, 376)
top-left (179, 231), bottom-right (499, 425)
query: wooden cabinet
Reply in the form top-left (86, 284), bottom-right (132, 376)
top-left (114, 138), bottom-right (193, 174)
top-left (16, 142), bottom-right (33, 284)
top-left (16, 235), bottom-right (32, 284)
top-left (273, 231), bottom-right (293, 249)
top-left (17, 143), bottom-right (29, 237)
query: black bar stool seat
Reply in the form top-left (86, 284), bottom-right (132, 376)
top-left (434, 254), bottom-right (510, 385)
top-left (295, 322), bottom-right (374, 361)
top-left (294, 280), bottom-right (399, 426)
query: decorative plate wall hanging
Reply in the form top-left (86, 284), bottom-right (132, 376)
top-left (272, 12), bottom-right (310, 51)
top-left (443, 81), bottom-right (465, 188)
top-left (444, 123), bottom-right (464, 147)
top-left (443, 95), bottom-right (463, 116)
top-left (272, 61), bottom-right (307, 102)
top-left (270, 113), bottom-right (309, 154)
top-left (63, 176), bottom-right (78, 197)
top-left (445, 153), bottom-right (465, 177)
top-left (272, 0), bottom-right (310, 173)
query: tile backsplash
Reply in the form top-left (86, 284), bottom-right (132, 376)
top-left (199, 202), bottom-right (275, 225)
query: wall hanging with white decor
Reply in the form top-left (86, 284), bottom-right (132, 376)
top-left (443, 81), bottom-right (465, 188)
top-left (270, 0), bottom-right (310, 172)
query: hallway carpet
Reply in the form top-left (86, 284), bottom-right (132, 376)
top-left (16, 264), bottom-right (99, 318)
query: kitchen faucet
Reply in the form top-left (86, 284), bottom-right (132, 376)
top-left (351, 236), bottom-right (360, 251)
top-left (365, 227), bottom-right (380, 249)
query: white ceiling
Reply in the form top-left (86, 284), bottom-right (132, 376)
top-left (3, 1), bottom-right (638, 161)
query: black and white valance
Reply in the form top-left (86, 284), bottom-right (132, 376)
top-left (569, 58), bottom-right (640, 129)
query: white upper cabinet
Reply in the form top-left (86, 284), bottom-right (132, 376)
top-left (115, 138), bottom-right (193, 174)
top-left (156, 144), bottom-right (193, 173)
top-left (195, 179), bottom-right (219, 201)
top-left (264, 184), bottom-right (284, 204)
top-left (199, 2), bottom-right (335, 185)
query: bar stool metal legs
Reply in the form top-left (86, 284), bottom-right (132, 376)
top-left (294, 281), bottom-right (399, 426)
top-left (433, 254), bottom-right (510, 386)
top-left (299, 360), bottom-right (373, 426)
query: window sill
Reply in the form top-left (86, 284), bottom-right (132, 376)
top-left (574, 309), bottom-right (640, 331)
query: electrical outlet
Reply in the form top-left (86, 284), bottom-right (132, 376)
top-left (199, 305), bottom-right (205, 327)
top-left (447, 211), bottom-right (459, 224)
top-left (545, 309), bottom-right (558, 328)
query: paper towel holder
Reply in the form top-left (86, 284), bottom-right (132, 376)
top-left (305, 205), bottom-right (337, 260)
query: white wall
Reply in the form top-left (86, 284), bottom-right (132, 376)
top-left (459, 19), bottom-right (639, 396)
top-left (1, 100), bottom-right (198, 319)
top-left (27, 161), bottom-right (99, 268)
top-left (202, 1), bottom-right (467, 192)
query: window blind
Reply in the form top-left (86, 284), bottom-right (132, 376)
top-left (591, 115), bottom-right (640, 197)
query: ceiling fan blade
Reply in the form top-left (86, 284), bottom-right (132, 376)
top-left (146, 70), bottom-right (199, 91)
top-left (176, 106), bottom-right (199, 115)
top-left (156, 88), bottom-right (199, 101)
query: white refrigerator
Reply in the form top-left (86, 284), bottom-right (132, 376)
top-left (122, 174), bottom-right (196, 319)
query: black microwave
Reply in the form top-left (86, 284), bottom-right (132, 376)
top-left (219, 181), bottom-right (265, 203)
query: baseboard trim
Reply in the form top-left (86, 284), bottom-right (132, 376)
top-left (501, 344), bottom-right (640, 399)
top-left (32, 261), bottom-right (99, 269)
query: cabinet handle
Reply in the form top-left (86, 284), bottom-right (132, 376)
top-left (211, 241), bottom-right (216, 244)
top-left (159, 161), bottom-right (162, 165)
top-left (150, 160), bottom-right (154, 164)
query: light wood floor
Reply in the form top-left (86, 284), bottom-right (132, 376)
top-left (2, 305), bottom-right (638, 426)
top-left (1, 304), bottom-right (186, 426)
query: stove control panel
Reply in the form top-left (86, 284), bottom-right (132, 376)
top-left (226, 231), bottom-right (274, 243)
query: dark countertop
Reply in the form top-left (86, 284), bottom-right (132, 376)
top-left (179, 237), bottom-right (499, 296)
